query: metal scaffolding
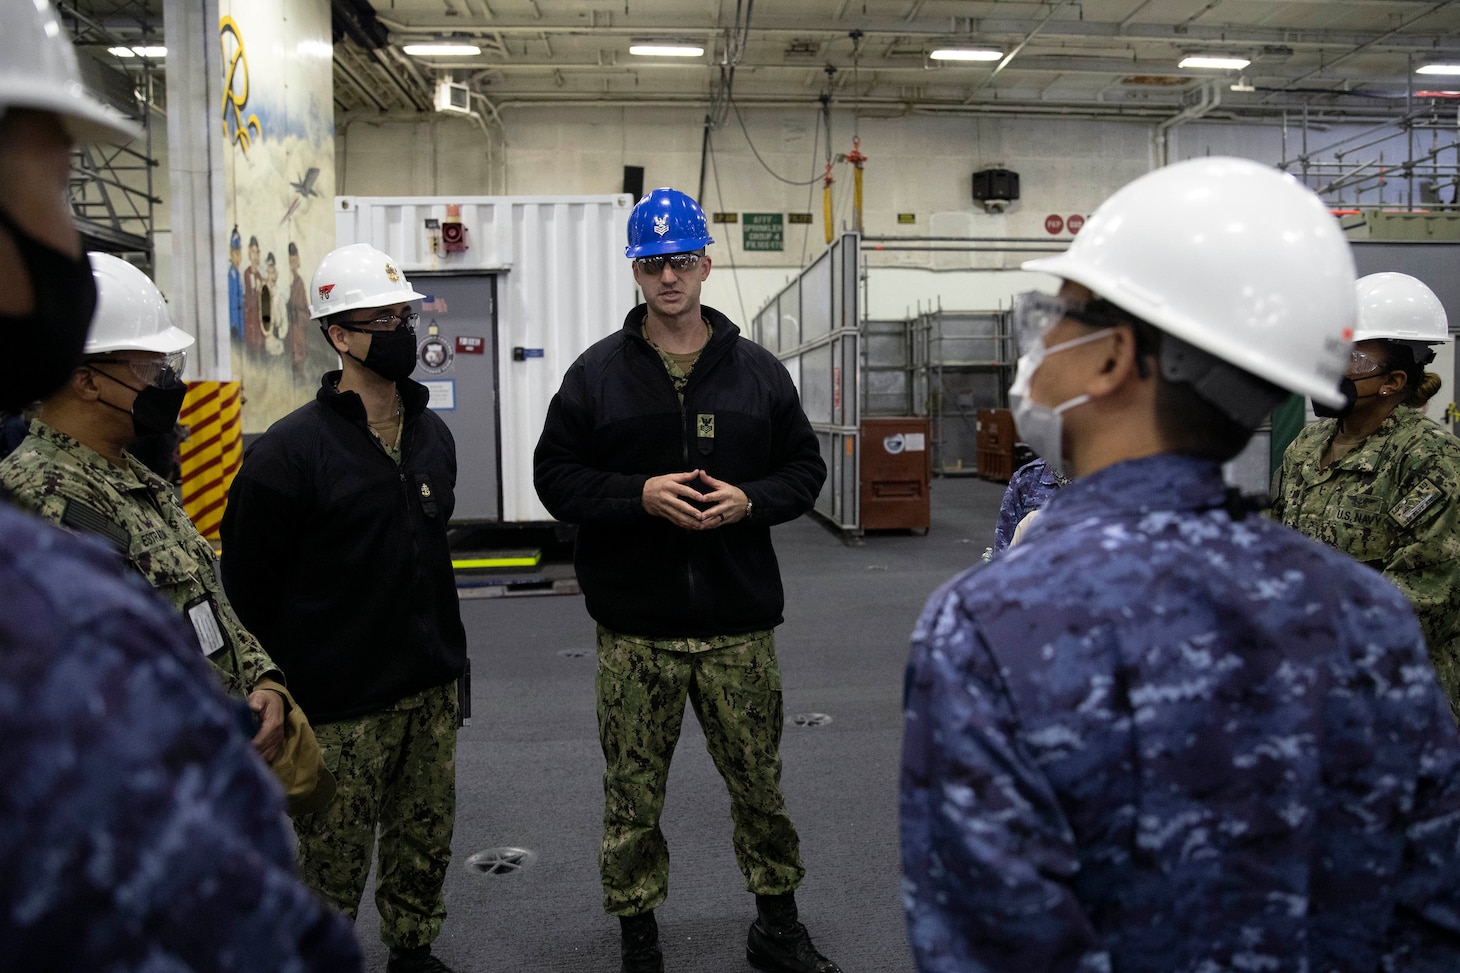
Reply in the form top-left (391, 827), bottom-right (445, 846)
top-left (59, 1), bottom-right (161, 269)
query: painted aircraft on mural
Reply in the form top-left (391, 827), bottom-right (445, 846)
top-left (281, 166), bottom-right (321, 224)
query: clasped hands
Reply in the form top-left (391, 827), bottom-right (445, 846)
top-left (642, 469), bottom-right (749, 530)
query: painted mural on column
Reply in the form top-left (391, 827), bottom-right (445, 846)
top-left (219, 0), bottom-right (335, 433)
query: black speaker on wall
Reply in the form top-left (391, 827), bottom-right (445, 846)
top-left (972, 168), bottom-right (1020, 204)
top-left (623, 165), bottom-right (645, 202)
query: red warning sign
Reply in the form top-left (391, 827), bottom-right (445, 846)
top-left (1067, 214), bottom-right (1086, 234)
top-left (1044, 214), bottom-right (1065, 235)
top-left (455, 336), bottom-right (486, 355)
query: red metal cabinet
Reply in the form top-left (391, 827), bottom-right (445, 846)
top-left (860, 417), bottom-right (931, 532)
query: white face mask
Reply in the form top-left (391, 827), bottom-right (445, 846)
top-left (1008, 329), bottom-right (1112, 478)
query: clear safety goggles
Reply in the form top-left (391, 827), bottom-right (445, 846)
top-left (632, 252), bottom-right (704, 275)
top-left (86, 351), bottom-right (186, 388)
top-left (1347, 348), bottom-right (1392, 377)
top-left (336, 312), bottom-right (419, 334)
top-left (1010, 290), bottom-right (1128, 357)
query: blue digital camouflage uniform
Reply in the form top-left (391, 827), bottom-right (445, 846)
top-left (901, 453), bottom-right (1460, 973)
top-left (1271, 406), bottom-right (1460, 715)
top-left (0, 419), bottom-right (281, 699)
top-left (992, 458), bottom-right (1067, 553)
top-left (0, 501), bottom-right (361, 972)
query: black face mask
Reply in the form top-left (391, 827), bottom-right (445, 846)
top-left (1311, 376), bottom-right (1358, 419)
top-left (132, 375), bottom-right (188, 437)
top-left (0, 207), bottom-right (98, 412)
top-left (1312, 373), bottom-right (1387, 420)
top-left (92, 367), bottom-right (188, 437)
top-left (348, 325), bottom-right (418, 382)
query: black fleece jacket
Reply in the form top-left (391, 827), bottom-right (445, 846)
top-left (533, 304), bottom-right (827, 638)
top-left (220, 373), bottom-right (466, 723)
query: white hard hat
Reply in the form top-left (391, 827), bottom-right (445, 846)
top-left (0, 0), bottom-right (140, 145)
top-left (85, 252), bottom-right (194, 355)
top-left (1353, 272), bottom-right (1451, 345)
top-left (308, 243), bottom-right (426, 320)
top-left (1025, 156), bottom-right (1356, 409)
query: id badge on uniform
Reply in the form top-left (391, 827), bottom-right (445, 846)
top-left (185, 596), bottom-right (228, 658)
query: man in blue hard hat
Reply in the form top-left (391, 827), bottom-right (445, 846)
top-left (535, 188), bottom-right (838, 973)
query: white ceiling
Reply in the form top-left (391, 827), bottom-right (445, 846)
top-left (64, 1), bottom-right (1460, 124)
top-left (330, 0), bottom-right (1460, 124)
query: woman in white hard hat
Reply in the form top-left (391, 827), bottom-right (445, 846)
top-left (0, 3), bottom-right (362, 969)
top-left (1271, 271), bottom-right (1460, 715)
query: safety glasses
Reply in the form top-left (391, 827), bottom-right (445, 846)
top-left (86, 351), bottom-right (186, 388)
top-left (1347, 348), bottom-right (1392, 377)
top-left (1010, 291), bottom-right (1128, 357)
top-left (632, 252), bottom-right (704, 275)
top-left (336, 312), bottom-right (420, 334)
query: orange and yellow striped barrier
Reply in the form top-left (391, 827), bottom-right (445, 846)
top-left (179, 381), bottom-right (243, 540)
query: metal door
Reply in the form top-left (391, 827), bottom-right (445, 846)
top-left (409, 273), bottom-right (501, 521)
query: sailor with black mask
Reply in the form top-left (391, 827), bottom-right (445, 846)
top-left (1272, 271), bottom-right (1460, 718)
top-left (220, 243), bottom-right (467, 973)
top-left (0, 249), bottom-right (311, 786)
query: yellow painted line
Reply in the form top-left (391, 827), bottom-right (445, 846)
top-left (453, 554), bottom-right (543, 569)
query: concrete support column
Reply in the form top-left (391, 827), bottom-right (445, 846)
top-left (163, 0), bottom-right (229, 381)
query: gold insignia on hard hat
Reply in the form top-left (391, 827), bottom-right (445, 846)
top-left (420, 482), bottom-right (432, 499)
top-left (385, 263), bottom-right (400, 282)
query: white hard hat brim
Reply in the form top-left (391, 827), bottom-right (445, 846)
top-left (86, 325), bottom-right (195, 356)
top-left (308, 286), bottom-right (428, 320)
top-left (1026, 252), bottom-right (1351, 410)
top-left (3, 80), bottom-right (140, 145)
top-left (1352, 329), bottom-right (1454, 344)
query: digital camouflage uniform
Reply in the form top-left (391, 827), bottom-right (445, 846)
top-left (0, 502), bottom-right (361, 972)
top-left (0, 419), bottom-right (279, 698)
top-left (295, 681), bottom-right (458, 946)
top-left (992, 458), bottom-right (1067, 554)
top-left (596, 626), bottom-right (804, 915)
top-left (902, 454), bottom-right (1460, 972)
top-left (1271, 407), bottom-right (1460, 714)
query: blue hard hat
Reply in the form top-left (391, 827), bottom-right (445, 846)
top-left (626, 187), bottom-right (715, 259)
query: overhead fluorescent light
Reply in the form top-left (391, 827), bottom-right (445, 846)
top-left (1416, 63), bottom-right (1460, 76)
top-left (629, 44), bottom-right (704, 57)
top-left (1179, 55), bottom-right (1251, 71)
top-left (108, 45), bottom-right (166, 58)
top-left (402, 43), bottom-right (482, 57)
top-left (929, 48), bottom-right (1004, 62)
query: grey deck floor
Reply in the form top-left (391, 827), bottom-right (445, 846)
top-left (353, 474), bottom-right (1007, 972)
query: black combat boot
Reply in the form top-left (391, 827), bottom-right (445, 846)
top-left (620, 910), bottom-right (664, 973)
top-left (746, 892), bottom-right (841, 973)
top-left (386, 944), bottom-right (458, 973)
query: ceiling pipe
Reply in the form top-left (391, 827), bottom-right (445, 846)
top-left (1154, 80), bottom-right (1221, 166)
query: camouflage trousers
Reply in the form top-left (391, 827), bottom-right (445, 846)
top-left (293, 681), bottom-right (458, 950)
top-left (596, 625), bottom-right (806, 916)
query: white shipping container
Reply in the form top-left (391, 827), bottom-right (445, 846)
top-left (335, 194), bottom-right (636, 523)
